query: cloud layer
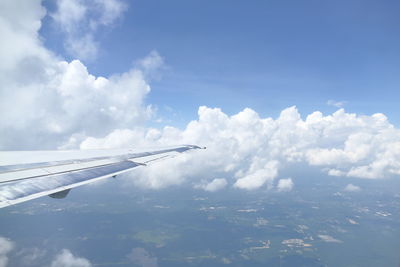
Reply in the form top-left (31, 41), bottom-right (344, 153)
top-left (1, 0), bottom-right (400, 193)
top-left (81, 106), bottom-right (400, 191)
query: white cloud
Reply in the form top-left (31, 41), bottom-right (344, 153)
top-left (234, 161), bottom-right (279, 190)
top-left (94, 0), bottom-right (126, 27)
top-left (327, 100), bottom-right (346, 108)
top-left (0, 237), bottom-right (88, 267)
top-left (327, 169), bottom-right (345, 177)
top-left (0, 0), bottom-right (160, 150)
top-left (52, 0), bottom-right (127, 60)
top-left (196, 178), bottom-right (228, 192)
top-left (16, 247), bottom-right (47, 266)
top-left (343, 184), bottom-right (361, 192)
top-left (65, 33), bottom-right (98, 61)
top-left (318, 234), bottom-right (343, 243)
top-left (0, 237), bottom-right (14, 267)
top-left (0, 54), bottom-right (157, 149)
top-left (51, 249), bottom-right (92, 267)
top-left (277, 178), bottom-right (294, 192)
top-left (51, 0), bottom-right (87, 33)
top-left (84, 106), bottom-right (400, 191)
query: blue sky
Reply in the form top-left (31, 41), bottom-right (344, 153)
top-left (40, 0), bottom-right (400, 127)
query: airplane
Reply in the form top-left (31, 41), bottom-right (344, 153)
top-left (0, 145), bottom-right (205, 208)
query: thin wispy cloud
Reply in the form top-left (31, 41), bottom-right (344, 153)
top-left (327, 100), bottom-right (346, 108)
top-left (127, 248), bottom-right (158, 267)
top-left (318, 234), bottom-right (343, 243)
top-left (51, 0), bottom-right (126, 60)
top-left (0, 237), bottom-right (14, 267)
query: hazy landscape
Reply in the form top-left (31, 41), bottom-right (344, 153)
top-left (1, 172), bottom-right (399, 266)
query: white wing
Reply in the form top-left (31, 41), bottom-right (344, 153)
top-left (0, 145), bottom-right (204, 208)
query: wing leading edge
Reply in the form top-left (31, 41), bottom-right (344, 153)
top-left (0, 145), bottom-right (204, 208)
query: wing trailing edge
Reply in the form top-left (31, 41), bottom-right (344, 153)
top-left (0, 145), bottom-right (204, 208)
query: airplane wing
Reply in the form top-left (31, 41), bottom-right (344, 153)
top-left (0, 145), bottom-right (204, 208)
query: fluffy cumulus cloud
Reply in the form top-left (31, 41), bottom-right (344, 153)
top-left (277, 178), bottom-right (294, 192)
top-left (195, 178), bottom-right (228, 192)
top-left (0, 0), bottom-right (161, 150)
top-left (0, 236), bottom-right (90, 267)
top-left (344, 184), bottom-right (361, 192)
top-left (50, 249), bottom-right (92, 267)
top-left (52, 0), bottom-right (126, 60)
top-left (0, 237), bottom-right (14, 267)
top-left (82, 106), bottom-right (400, 190)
